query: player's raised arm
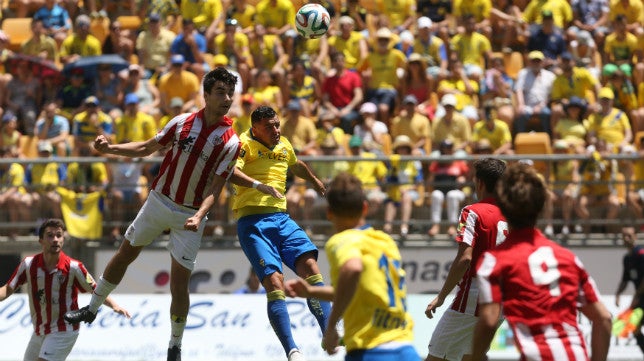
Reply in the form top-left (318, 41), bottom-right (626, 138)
top-left (94, 135), bottom-right (163, 158)
top-left (230, 167), bottom-right (284, 199)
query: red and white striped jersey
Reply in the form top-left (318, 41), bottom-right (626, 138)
top-left (151, 110), bottom-right (241, 208)
top-left (7, 252), bottom-right (95, 335)
top-left (450, 197), bottom-right (507, 315)
top-left (477, 228), bottom-right (601, 361)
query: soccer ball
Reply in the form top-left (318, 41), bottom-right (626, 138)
top-left (295, 3), bottom-right (331, 39)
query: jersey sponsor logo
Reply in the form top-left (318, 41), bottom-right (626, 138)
top-left (257, 149), bottom-right (287, 161)
top-left (178, 136), bottom-right (196, 151)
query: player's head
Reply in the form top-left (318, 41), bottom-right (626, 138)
top-left (203, 67), bottom-right (237, 96)
top-left (251, 106), bottom-right (281, 147)
top-left (38, 218), bottom-right (66, 253)
top-left (622, 226), bottom-right (636, 248)
top-left (496, 163), bottom-right (547, 229)
top-left (326, 172), bottom-right (367, 225)
top-left (473, 158), bottom-right (506, 195)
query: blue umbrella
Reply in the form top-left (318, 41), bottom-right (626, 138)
top-left (62, 54), bottom-right (129, 80)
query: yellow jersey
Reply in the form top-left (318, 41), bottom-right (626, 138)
top-left (550, 67), bottom-right (598, 101)
top-left (325, 227), bottom-right (414, 352)
top-left (471, 119), bottom-right (512, 150)
top-left (158, 71), bottom-right (200, 104)
top-left (66, 162), bottom-right (108, 189)
top-left (609, 0), bottom-right (644, 24)
top-left (348, 152), bottom-right (388, 189)
top-left (0, 163), bottom-right (26, 194)
top-left (233, 114), bottom-right (252, 136)
top-left (329, 32), bottom-right (365, 69)
top-left (522, 0), bottom-right (573, 28)
top-left (233, 130), bottom-right (297, 217)
top-left (374, 0), bottom-right (415, 27)
top-left (115, 111), bottom-right (157, 143)
top-left (180, 0), bottom-right (222, 29)
top-left (450, 32), bottom-right (491, 67)
top-left (453, 0), bottom-right (492, 22)
top-left (603, 32), bottom-right (639, 63)
top-left (363, 49), bottom-right (407, 89)
top-left (250, 34), bottom-right (281, 69)
top-left (255, 0), bottom-right (295, 29)
top-left (585, 108), bottom-right (631, 146)
top-left (60, 34), bottom-right (102, 57)
top-left (386, 155), bottom-right (420, 202)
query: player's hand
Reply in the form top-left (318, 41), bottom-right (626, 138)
top-left (313, 179), bottom-right (326, 197)
top-left (257, 184), bottom-right (284, 199)
top-left (322, 327), bottom-right (341, 355)
top-left (94, 135), bottom-right (111, 153)
top-left (425, 296), bottom-right (444, 319)
top-left (111, 305), bottom-right (132, 319)
top-left (184, 216), bottom-right (202, 232)
top-left (284, 278), bottom-right (310, 298)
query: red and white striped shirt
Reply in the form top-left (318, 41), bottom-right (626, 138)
top-left (8, 252), bottom-right (95, 335)
top-left (152, 110), bottom-right (241, 208)
top-left (450, 197), bottom-right (507, 315)
top-left (477, 228), bottom-right (601, 361)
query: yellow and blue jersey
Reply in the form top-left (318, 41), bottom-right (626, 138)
top-left (325, 227), bottom-right (414, 351)
top-left (233, 130), bottom-right (297, 217)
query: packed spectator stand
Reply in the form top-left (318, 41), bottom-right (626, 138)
top-left (0, 0), bottom-right (643, 249)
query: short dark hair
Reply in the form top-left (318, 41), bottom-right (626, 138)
top-left (474, 158), bottom-right (506, 194)
top-left (38, 218), bottom-right (66, 239)
top-left (496, 163), bottom-right (547, 229)
top-left (251, 105), bottom-right (277, 125)
top-left (326, 172), bottom-right (365, 218)
top-left (203, 67), bottom-right (238, 95)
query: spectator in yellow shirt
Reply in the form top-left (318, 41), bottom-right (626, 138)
top-left (450, 14), bottom-right (492, 82)
top-left (254, 0), bottom-right (295, 37)
top-left (157, 54), bottom-right (200, 114)
top-left (59, 15), bottom-right (102, 65)
top-left (608, 0), bottom-right (644, 35)
top-left (586, 87), bottom-right (633, 150)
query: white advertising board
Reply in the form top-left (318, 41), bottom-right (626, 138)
top-left (0, 294), bottom-right (641, 361)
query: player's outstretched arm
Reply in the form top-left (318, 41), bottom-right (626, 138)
top-left (103, 296), bottom-right (132, 319)
top-left (284, 278), bottom-right (334, 301)
top-left (471, 302), bottom-right (501, 361)
top-left (94, 135), bottom-right (163, 158)
top-left (229, 168), bottom-right (284, 199)
top-left (580, 301), bottom-right (612, 361)
top-left (290, 159), bottom-right (325, 196)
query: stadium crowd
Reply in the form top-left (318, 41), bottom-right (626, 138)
top-left (0, 0), bottom-right (643, 241)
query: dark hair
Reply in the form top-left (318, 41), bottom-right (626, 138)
top-left (474, 158), bottom-right (506, 193)
top-left (330, 51), bottom-right (345, 62)
top-left (251, 105), bottom-right (278, 124)
top-left (38, 218), bottom-right (66, 239)
top-left (496, 163), bottom-right (547, 229)
top-left (203, 67), bottom-right (238, 95)
top-left (326, 172), bottom-right (365, 218)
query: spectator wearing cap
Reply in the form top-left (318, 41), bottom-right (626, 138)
top-left (20, 19), bottom-right (58, 63)
top-left (254, 0), bottom-right (295, 37)
top-left (59, 15), bottom-right (102, 64)
top-left (4, 59), bottom-right (40, 136)
top-left (394, 31), bottom-right (415, 58)
top-left (158, 54), bottom-right (200, 114)
top-left (180, 0), bottom-right (223, 32)
top-left (526, 9), bottom-right (567, 68)
top-left (212, 18), bottom-right (252, 91)
top-left (383, 134), bottom-right (423, 238)
top-left (604, 63), bottom-right (640, 130)
top-left (56, 67), bottom-right (92, 120)
top-left (361, 27), bottom-right (407, 127)
top-left (24, 140), bottom-right (64, 220)
top-left (521, 0), bottom-right (573, 30)
top-left (550, 51), bottom-right (601, 129)
top-left (390, 94), bottom-right (432, 155)
top-left (114, 93), bottom-right (156, 144)
top-left (321, 52), bottom-right (363, 134)
top-left (0, 111), bottom-right (21, 153)
top-left (353, 102), bottom-right (389, 154)
top-left (416, 0), bottom-right (453, 42)
top-left (328, 16), bottom-right (368, 71)
top-left (170, 18), bottom-right (209, 80)
top-left (159, 97), bottom-right (185, 129)
top-left (34, 101), bottom-right (71, 157)
top-left (470, 103), bottom-right (514, 155)
top-left (401, 53), bottom-right (433, 114)
top-left (225, 0), bottom-right (258, 34)
top-left (427, 139), bottom-right (469, 237)
top-left (121, 64), bottom-right (161, 117)
top-left (514, 50), bottom-right (556, 135)
top-left (140, 2), bottom-right (180, 29)
top-left (135, 12), bottom-right (177, 77)
top-left (431, 94), bottom-right (471, 155)
top-left (413, 16), bottom-right (448, 77)
top-left (279, 99), bottom-right (318, 155)
top-left (586, 87), bottom-right (633, 151)
top-left (554, 95), bottom-right (588, 153)
top-left (32, 0), bottom-right (72, 46)
top-left (71, 96), bottom-right (114, 155)
top-left (286, 60), bottom-right (320, 118)
top-left (450, 14), bottom-right (492, 82)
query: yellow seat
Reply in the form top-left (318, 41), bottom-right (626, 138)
top-left (381, 133), bottom-right (392, 156)
top-left (514, 132), bottom-right (552, 174)
top-left (90, 17), bottom-right (110, 45)
top-left (2, 18), bottom-right (32, 52)
top-left (504, 51), bottom-right (524, 80)
top-left (18, 135), bottom-right (38, 158)
top-left (116, 15), bottom-right (142, 32)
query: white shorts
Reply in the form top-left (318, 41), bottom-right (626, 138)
top-left (124, 190), bottom-right (207, 270)
top-left (427, 309), bottom-right (478, 361)
top-left (24, 330), bottom-right (79, 361)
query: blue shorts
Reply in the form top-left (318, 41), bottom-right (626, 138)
top-left (237, 212), bottom-right (318, 282)
top-left (346, 344), bottom-right (418, 361)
